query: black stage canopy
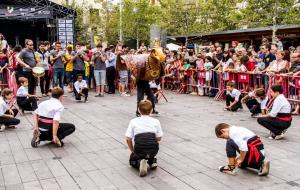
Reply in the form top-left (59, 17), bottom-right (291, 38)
top-left (0, 0), bottom-right (76, 47)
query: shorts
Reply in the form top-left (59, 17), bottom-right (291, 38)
top-left (119, 70), bottom-right (128, 85)
top-left (94, 70), bottom-right (106, 86)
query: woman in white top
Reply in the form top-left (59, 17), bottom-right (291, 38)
top-left (0, 88), bottom-right (20, 131)
top-left (266, 50), bottom-right (288, 74)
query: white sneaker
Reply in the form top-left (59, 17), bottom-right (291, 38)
top-left (258, 160), bottom-right (270, 176)
top-left (0, 124), bottom-right (5, 132)
top-left (124, 93), bottom-right (130, 97)
top-left (139, 159), bottom-right (148, 177)
top-left (275, 133), bottom-right (285, 140)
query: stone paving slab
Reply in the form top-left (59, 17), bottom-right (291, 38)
top-left (0, 91), bottom-right (299, 190)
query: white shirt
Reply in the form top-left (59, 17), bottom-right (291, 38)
top-left (235, 64), bottom-right (247, 72)
top-left (248, 91), bottom-right (268, 110)
top-left (74, 80), bottom-right (87, 93)
top-left (270, 94), bottom-right (291, 117)
top-left (16, 86), bottom-right (28, 97)
top-left (229, 126), bottom-right (256, 151)
top-left (227, 89), bottom-right (241, 101)
top-left (149, 81), bottom-right (161, 89)
top-left (0, 97), bottom-right (8, 116)
top-left (269, 60), bottom-right (286, 72)
top-left (34, 98), bottom-right (64, 121)
top-left (125, 116), bottom-right (163, 139)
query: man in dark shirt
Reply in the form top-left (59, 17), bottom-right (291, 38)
top-left (261, 44), bottom-right (276, 89)
top-left (17, 39), bottom-right (37, 94)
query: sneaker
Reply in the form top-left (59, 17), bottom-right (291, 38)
top-left (251, 113), bottom-right (259, 117)
top-left (136, 112), bottom-right (141, 117)
top-left (258, 160), bottom-right (270, 176)
top-left (139, 159), bottom-right (148, 177)
top-left (84, 100), bottom-right (89, 103)
top-left (268, 132), bottom-right (276, 140)
top-left (124, 93), bottom-right (130, 97)
top-left (219, 165), bottom-right (237, 175)
top-left (31, 131), bottom-right (40, 148)
top-left (274, 132), bottom-right (285, 140)
top-left (0, 124), bottom-right (5, 132)
top-left (150, 163), bottom-right (158, 170)
top-left (95, 94), bottom-right (101, 97)
top-left (152, 110), bottom-right (160, 115)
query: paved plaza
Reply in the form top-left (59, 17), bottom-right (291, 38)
top-left (0, 92), bottom-right (299, 190)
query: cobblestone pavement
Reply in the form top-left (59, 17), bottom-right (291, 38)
top-left (0, 91), bottom-right (299, 190)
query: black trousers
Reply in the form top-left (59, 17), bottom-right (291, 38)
top-left (226, 94), bottom-right (242, 111)
top-left (106, 66), bottom-right (116, 93)
top-left (17, 96), bottom-right (38, 111)
top-left (257, 117), bottom-right (291, 135)
top-left (226, 137), bottom-right (264, 170)
top-left (0, 109), bottom-right (20, 126)
top-left (39, 121), bottom-right (75, 141)
top-left (40, 70), bottom-right (50, 94)
top-left (74, 88), bottom-right (88, 101)
top-left (23, 71), bottom-right (36, 94)
top-left (137, 80), bottom-right (156, 111)
top-left (245, 99), bottom-right (261, 115)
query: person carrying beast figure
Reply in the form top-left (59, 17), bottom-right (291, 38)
top-left (135, 48), bottom-right (164, 117)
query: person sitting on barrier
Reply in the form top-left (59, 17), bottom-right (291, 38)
top-left (224, 81), bottom-right (243, 111)
top-left (126, 100), bottom-right (163, 177)
top-left (74, 74), bottom-right (89, 103)
top-left (215, 123), bottom-right (270, 176)
top-left (257, 84), bottom-right (292, 140)
top-left (16, 77), bottom-right (38, 113)
top-left (0, 88), bottom-right (20, 131)
top-left (31, 87), bottom-right (76, 148)
top-left (242, 88), bottom-right (268, 117)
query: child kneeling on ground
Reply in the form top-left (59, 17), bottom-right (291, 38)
top-left (0, 88), bottom-right (20, 131)
top-left (125, 100), bottom-right (163, 177)
top-left (215, 123), bottom-right (270, 176)
top-left (74, 74), bottom-right (89, 102)
top-left (31, 87), bottom-right (75, 148)
top-left (17, 77), bottom-right (38, 113)
top-left (224, 81), bottom-right (243, 111)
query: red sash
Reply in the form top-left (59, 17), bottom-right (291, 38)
top-left (247, 138), bottom-right (263, 165)
top-left (39, 118), bottom-right (53, 124)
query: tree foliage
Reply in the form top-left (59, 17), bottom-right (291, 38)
top-left (68, 0), bottom-right (300, 46)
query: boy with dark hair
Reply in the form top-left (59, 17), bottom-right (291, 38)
top-left (215, 123), bottom-right (270, 176)
top-left (125, 100), bottom-right (163, 177)
top-left (242, 88), bottom-right (268, 117)
top-left (16, 77), bottom-right (38, 113)
top-left (74, 74), bottom-right (89, 102)
top-left (31, 87), bottom-right (75, 147)
top-left (257, 85), bottom-right (292, 140)
top-left (224, 81), bottom-right (243, 111)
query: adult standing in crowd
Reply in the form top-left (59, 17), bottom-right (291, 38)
top-left (92, 44), bottom-right (106, 97)
top-left (17, 39), bottom-right (37, 94)
top-left (72, 43), bottom-right (88, 82)
top-left (50, 41), bottom-right (66, 91)
top-left (106, 46), bottom-right (116, 94)
top-left (37, 42), bottom-right (51, 97)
